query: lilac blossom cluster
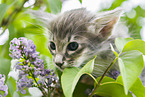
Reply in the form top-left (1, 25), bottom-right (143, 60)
top-left (9, 37), bottom-right (58, 95)
top-left (0, 74), bottom-right (8, 97)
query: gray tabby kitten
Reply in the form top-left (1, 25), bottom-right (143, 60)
top-left (31, 8), bottom-right (123, 81)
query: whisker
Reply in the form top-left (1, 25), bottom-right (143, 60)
top-left (23, 20), bottom-right (46, 31)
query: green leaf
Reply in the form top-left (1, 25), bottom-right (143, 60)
top-left (95, 76), bottom-right (116, 89)
top-left (115, 37), bottom-right (134, 52)
top-left (0, 4), bottom-right (8, 25)
top-left (117, 76), bottom-right (145, 97)
top-left (118, 50), bottom-right (144, 94)
top-left (95, 82), bottom-right (133, 97)
top-left (0, 24), bottom-right (16, 59)
top-left (122, 39), bottom-right (145, 55)
top-left (61, 58), bottom-right (95, 97)
top-left (12, 12), bottom-right (33, 31)
top-left (110, 43), bottom-right (118, 57)
top-left (130, 77), bottom-right (145, 97)
top-left (61, 67), bottom-right (79, 97)
top-left (47, 0), bottom-right (62, 14)
top-left (0, 91), bottom-right (5, 97)
top-left (74, 82), bottom-right (93, 97)
top-left (124, 6), bottom-right (144, 39)
top-left (8, 24), bottom-right (17, 41)
top-left (109, 0), bottom-right (126, 10)
top-left (0, 57), bottom-right (11, 76)
top-left (6, 77), bottom-right (17, 97)
top-left (0, 41), bottom-right (11, 59)
top-left (0, 46), bottom-right (2, 53)
top-left (116, 75), bottom-right (123, 84)
top-left (135, 6), bottom-right (145, 18)
top-left (96, 76), bottom-right (116, 84)
top-left (79, 0), bottom-right (82, 3)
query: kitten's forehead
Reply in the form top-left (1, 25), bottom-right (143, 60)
top-left (49, 8), bottom-right (94, 40)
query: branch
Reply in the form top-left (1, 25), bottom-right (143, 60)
top-left (0, 0), bottom-right (28, 35)
top-left (89, 57), bottom-right (118, 97)
top-left (30, 70), bottom-right (48, 97)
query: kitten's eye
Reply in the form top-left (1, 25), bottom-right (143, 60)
top-left (50, 42), bottom-right (56, 50)
top-left (67, 42), bottom-right (79, 51)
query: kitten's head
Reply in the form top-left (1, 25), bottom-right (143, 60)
top-left (31, 8), bottom-right (122, 71)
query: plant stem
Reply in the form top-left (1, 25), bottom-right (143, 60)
top-left (29, 70), bottom-right (48, 97)
top-left (33, 74), bottom-right (48, 97)
top-left (86, 73), bottom-right (98, 84)
top-left (89, 57), bottom-right (118, 97)
top-left (0, 0), bottom-right (28, 35)
top-left (46, 78), bottom-right (51, 97)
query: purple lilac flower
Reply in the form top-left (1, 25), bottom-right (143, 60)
top-left (0, 74), bottom-right (8, 97)
top-left (33, 58), bottom-right (44, 68)
top-left (17, 75), bottom-right (33, 94)
top-left (9, 37), bottom-right (58, 95)
top-left (9, 37), bottom-right (39, 60)
top-left (33, 67), bottom-right (42, 77)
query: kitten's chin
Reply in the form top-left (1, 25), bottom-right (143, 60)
top-left (55, 65), bottom-right (64, 72)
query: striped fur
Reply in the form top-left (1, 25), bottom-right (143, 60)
top-left (30, 8), bottom-right (123, 78)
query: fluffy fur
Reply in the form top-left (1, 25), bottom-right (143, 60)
top-left (30, 8), bottom-right (123, 78)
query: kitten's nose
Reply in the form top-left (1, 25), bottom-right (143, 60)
top-left (54, 54), bottom-right (64, 67)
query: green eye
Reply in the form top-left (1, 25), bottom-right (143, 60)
top-left (50, 42), bottom-right (56, 50)
top-left (67, 42), bottom-right (79, 51)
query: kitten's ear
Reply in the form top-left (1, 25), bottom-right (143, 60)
top-left (89, 8), bottom-right (123, 40)
top-left (28, 10), bottom-right (56, 27)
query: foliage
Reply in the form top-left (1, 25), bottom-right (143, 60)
top-left (0, 0), bottom-right (145, 97)
top-left (62, 38), bottom-right (145, 97)
top-left (61, 58), bottom-right (95, 97)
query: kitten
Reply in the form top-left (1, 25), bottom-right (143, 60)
top-left (30, 8), bottom-right (123, 79)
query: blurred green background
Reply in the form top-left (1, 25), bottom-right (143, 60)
top-left (0, 0), bottom-right (145, 88)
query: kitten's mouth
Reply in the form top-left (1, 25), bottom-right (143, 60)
top-left (55, 64), bottom-right (73, 72)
